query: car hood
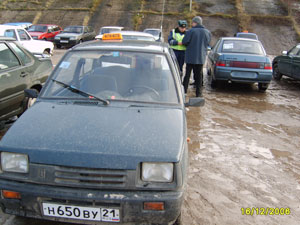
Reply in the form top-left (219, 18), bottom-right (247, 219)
top-left (28, 31), bottom-right (44, 36)
top-left (57, 33), bottom-right (81, 38)
top-left (0, 102), bottom-right (185, 170)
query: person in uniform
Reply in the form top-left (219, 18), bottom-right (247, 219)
top-left (168, 20), bottom-right (188, 76)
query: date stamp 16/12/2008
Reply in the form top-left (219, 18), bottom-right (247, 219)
top-left (241, 208), bottom-right (291, 216)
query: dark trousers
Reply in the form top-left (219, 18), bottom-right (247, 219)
top-left (183, 64), bottom-right (203, 96)
top-left (174, 50), bottom-right (185, 73)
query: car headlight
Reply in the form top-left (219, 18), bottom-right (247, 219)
top-left (55, 36), bottom-right (60, 40)
top-left (1, 152), bottom-right (29, 173)
top-left (142, 162), bottom-right (173, 182)
top-left (69, 36), bottom-right (76, 40)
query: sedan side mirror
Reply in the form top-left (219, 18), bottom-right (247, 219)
top-left (282, 51), bottom-right (287, 55)
top-left (24, 89), bottom-right (38, 98)
top-left (185, 97), bottom-right (205, 107)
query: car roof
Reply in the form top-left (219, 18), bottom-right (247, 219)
top-left (31, 24), bottom-right (59, 26)
top-left (0, 36), bottom-right (16, 41)
top-left (144, 28), bottom-right (161, 31)
top-left (72, 39), bottom-right (168, 53)
top-left (4, 22), bottom-right (32, 25)
top-left (0, 25), bottom-right (22, 29)
top-left (119, 31), bottom-right (154, 37)
top-left (221, 37), bottom-right (260, 42)
top-left (101, 26), bottom-right (124, 29)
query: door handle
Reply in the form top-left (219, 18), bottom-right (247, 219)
top-left (20, 72), bottom-right (28, 77)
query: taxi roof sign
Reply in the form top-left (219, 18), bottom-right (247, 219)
top-left (102, 33), bottom-right (123, 42)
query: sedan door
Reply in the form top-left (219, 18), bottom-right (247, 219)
top-left (0, 42), bottom-right (28, 120)
top-left (278, 45), bottom-right (300, 76)
top-left (291, 50), bottom-right (300, 79)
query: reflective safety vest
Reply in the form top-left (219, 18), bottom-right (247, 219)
top-left (170, 29), bottom-right (186, 51)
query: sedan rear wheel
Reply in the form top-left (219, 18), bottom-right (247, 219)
top-left (273, 63), bottom-right (282, 80)
top-left (258, 83), bottom-right (269, 92)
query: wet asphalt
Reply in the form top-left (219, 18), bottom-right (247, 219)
top-left (0, 50), bottom-right (300, 225)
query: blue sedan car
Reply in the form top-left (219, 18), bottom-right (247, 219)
top-left (0, 34), bottom-right (204, 225)
top-left (207, 37), bottom-right (272, 91)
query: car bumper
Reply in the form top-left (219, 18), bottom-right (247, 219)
top-left (54, 40), bottom-right (78, 47)
top-left (215, 67), bottom-right (272, 83)
top-left (0, 179), bottom-right (182, 225)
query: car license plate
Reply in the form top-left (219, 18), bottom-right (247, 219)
top-left (42, 202), bottom-right (120, 222)
top-left (60, 40), bottom-right (69, 43)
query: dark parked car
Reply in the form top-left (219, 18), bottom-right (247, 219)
top-left (207, 37), bottom-right (272, 91)
top-left (234, 32), bottom-right (258, 40)
top-left (0, 37), bottom-right (53, 121)
top-left (28, 24), bottom-right (62, 41)
top-left (272, 44), bottom-right (300, 81)
top-left (54, 26), bottom-right (96, 48)
top-left (0, 34), bottom-right (204, 225)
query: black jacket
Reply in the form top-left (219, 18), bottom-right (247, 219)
top-left (182, 25), bottom-right (211, 64)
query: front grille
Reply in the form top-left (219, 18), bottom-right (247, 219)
top-left (60, 37), bottom-right (69, 41)
top-left (54, 166), bottom-right (126, 188)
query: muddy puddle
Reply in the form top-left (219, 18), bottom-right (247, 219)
top-left (183, 74), bottom-right (300, 225)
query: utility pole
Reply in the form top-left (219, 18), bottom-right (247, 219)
top-left (161, 0), bottom-right (166, 31)
top-left (189, 0), bottom-right (192, 12)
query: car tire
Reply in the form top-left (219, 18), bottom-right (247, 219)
top-left (79, 39), bottom-right (83, 44)
top-left (211, 76), bottom-right (218, 88)
top-left (173, 213), bottom-right (182, 225)
top-left (26, 88), bottom-right (39, 110)
top-left (56, 44), bottom-right (61, 49)
top-left (258, 83), bottom-right (268, 92)
top-left (273, 63), bottom-right (282, 80)
top-left (43, 49), bottom-right (50, 55)
top-left (43, 38), bottom-right (47, 41)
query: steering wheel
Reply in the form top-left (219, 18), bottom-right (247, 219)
top-left (126, 86), bottom-right (160, 98)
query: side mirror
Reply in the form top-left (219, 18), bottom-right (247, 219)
top-left (24, 89), bottom-right (38, 98)
top-left (282, 51), bottom-right (287, 55)
top-left (207, 46), bottom-right (212, 51)
top-left (185, 97), bottom-right (205, 107)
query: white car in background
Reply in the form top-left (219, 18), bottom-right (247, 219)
top-left (0, 25), bottom-right (54, 55)
top-left (143, 28), bottom-right (164, 42)
top-left (95, 26), bottom-right (124, 39)
top-left (118, 31), bottom-right (156, 41)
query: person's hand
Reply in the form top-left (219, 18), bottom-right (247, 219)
top-left (178, 42), bottom-right (183, 45)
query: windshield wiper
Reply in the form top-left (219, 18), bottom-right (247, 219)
top-left (52, 79), bottom-right (109, 105)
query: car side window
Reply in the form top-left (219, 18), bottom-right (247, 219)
top-left (9, 42), bottom-right (33, 65)
top-left (0, 43), bottom-right (20, 70)
top-left (4, 29), bottom-right (17, 39)
top-left (212, 40), bottom-right (221, 52)
top-left (17, 29), bottom-right (31, 41)
top-left (48, 27), bottom-right (54, 33)
top-left (288, 46), bottom-right (300, 56)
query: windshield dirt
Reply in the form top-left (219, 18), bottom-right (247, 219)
top-left (42, 50), bottom-right (179, 104)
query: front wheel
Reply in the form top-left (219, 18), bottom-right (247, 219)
top-left (273, 63), bottom-right (282, 80)
top-left (26, 88), bottom-right (39, 109)
top-left (173, 213), bottom-right (182, 225)
top-left (258, 83), bottom-right (269, 92)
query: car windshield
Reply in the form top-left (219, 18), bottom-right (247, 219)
top-left (221, 40), bottom-right (264, 55)
top-left (28, 25), bottom-right (47, 33)
top-left (64, 26), bottom-right (83, 33)
top-left (42, 50), bottom-right (179, 104)
top-left (100, 28), bottom-right (121, 35)
top-left (144, 30), bottom-right (160, 37)
top-left (122, 35), bottom-right (155, 41)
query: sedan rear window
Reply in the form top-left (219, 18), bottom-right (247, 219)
top-left (222, 40), bottom-right (264, 55)
top-left (42, 51), bottom-right (179, 104)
